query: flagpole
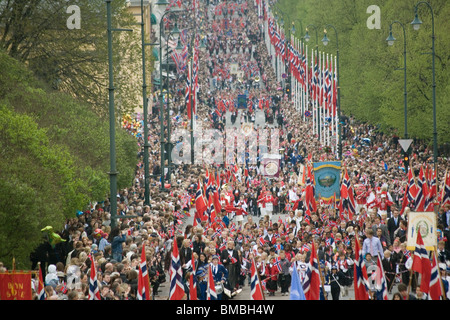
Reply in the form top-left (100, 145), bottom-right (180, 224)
top-left (316, 242), bottom-right (328, 300)
top-left (434, 246), bottom-right (447, 300)
top-left (256, 261), bottom-right (266, 300)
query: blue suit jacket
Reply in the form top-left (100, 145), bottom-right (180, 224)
top-left (211, 263), bottom-right (228, 283)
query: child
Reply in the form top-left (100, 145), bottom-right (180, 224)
top-left (266, 257), bottom-right (279, 296)
top-left (278, 250), bottom-right (291, 296)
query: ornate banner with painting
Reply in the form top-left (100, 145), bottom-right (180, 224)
top-left (313, 161), bottom-right (342, 201)
top-left (407, 211), bottom-right (437, 251)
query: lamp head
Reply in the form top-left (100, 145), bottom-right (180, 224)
top-left (386, 30), bottom-right (396, 46)
top-left (411, 12), bottom-right (422, 31)
top-left (175, 38), bottom-right (184, 53)
top-left (321, 30), bottom-right (329, 46)
top-left (171, 23), bottom-right (180, 39)
top-left (304, 29), bottom-right (310, 42)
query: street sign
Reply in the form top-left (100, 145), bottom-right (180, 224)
top-left (398, 139), bottom-right (413, 153)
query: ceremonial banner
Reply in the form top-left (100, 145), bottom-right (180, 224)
top-left (261, 154), bottom-right (280, 178)
top-left (313, 161), bottom-right (341, 201)
top-left (237, 94), bottom-right (247, 109)
top-left (407, 212), bottom-right (437, 251)
top-left (0, 271), bottom-right (32, 300)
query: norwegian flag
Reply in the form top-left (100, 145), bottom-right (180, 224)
top-left (375, 253), bottom-right (388, 300)
top-left (340, 168), bottom-right (356, 221)
top-left (211, 230), bottom-right (220, 239)
top-left (303, 241), bottom-right (320, 300)
top-left (207, 265), bottom-right (217, 300)
top-left (441, 170), bottom-right (450, 206)
top-left (259, 236), bottom-right (266, 247)
top-left (425, 165), bottom-right (436, 211)
top-left (407, 167), bottom-right (419, 205)
top-left (353, 236), bottom-right (369, 300)
top-left (194, 180), bottom-right (207, 226)
top-left (88, 254), bottom-right (101, 300)
top-left (230, 256), bottom-right (238, 264)
top-left (137, 244), bottom-right (150, 300)
top-left (274, 257), bottom-right (282, 272)
top-left (186, 61), bottom-right (192, 119)
top-left (219, 241), bottom-right (226, 252)
top-left (411, 230), bottom-right (431, 295)
top-left (429, 250), bottom-right (443, 300)
top-left (415, 165), bottom-right (427, 211)
top-left (313, 56), bottom-right (319, 102)
top-left (38, 263), bottom-right (46, 300)
top-left (250, 258), bottom-right (264, 300)
top-left (403, 249), bottom-right (411, 259)
top-left (169, 239), bottom-right (185, 300)
top-left (206, 194), bottom-right (216, 226)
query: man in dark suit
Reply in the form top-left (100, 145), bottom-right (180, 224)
top-left (441, 204), bottom-right (450, 230)
top-left (220, 240), bottom-right (240, 293)
top-left (371, 216), bottom-right (391, 247)
top-left (387, 208), bottom-right (402, 244)
top-left (382, 250), bottom-right (396, 293)
top-left (210, 255), bottom-right (228, 300)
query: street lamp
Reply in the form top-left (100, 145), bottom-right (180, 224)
top-left (305, 24), bottom-right (320, 142)
top-left (321, 25), bottom-right (342, 160)
top-left (106, 0), bottom-right (133, 228)
top-left (386, 21), bottom-right (408, 140)
top-left (157, 6), bottom-right (182, 191)
top-left (291, 19), bottom-right (304, 38)
top-left (411, 1), bottom-right (437, 175)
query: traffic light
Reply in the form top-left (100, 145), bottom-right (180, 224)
top-left (403, 152), bottom-right (409, 172)
top-left (285, 82), bottom-right (291, 98)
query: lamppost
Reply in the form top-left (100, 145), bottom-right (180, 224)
top-left (304, 24), bottom-right (320, 142)
top-left (140, 0), bottom-right (151, 206)
top-left (321, 24), bottom-right (342, 160)
top-left (155, 0), bottom-right (182, 191)
top-left (290, 19), bottom-right (304, 39)
top-left (410, 1), bottom-right (437, 175)
top-left (106, 0), bottom-right (133, 229)
top-left (386, 21), bottom-right (408, 139)
top-left (164, 23), bottom-right (180, 184)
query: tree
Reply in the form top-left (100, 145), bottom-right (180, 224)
top-left (0, 49), bottom-right (138, 269)
top-left (0, 0), bottom-right (146, 117)
top-left (277, 0), bottom-right (450, 145)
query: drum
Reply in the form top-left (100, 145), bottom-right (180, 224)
top-left (215, 283), bottom-right (224, 294)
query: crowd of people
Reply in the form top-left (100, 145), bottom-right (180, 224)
top-left (17, 0), bottom-right (450, 300)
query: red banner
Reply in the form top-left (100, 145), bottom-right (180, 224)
top-left (0, 272), bottom-right (32, 300)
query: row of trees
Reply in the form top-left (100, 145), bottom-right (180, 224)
top-left (276, 0), bottom-right (450, 146)
top-left (0, 2), bottom-right (141, 267)
top-left (0, 0), bottom-right (149, 118)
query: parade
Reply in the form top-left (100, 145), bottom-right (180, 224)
top-left (0, 0), bottom-right (449, 303)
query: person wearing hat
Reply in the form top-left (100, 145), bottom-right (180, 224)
top-left (219, 240), bottom-right (240, 296)
top-left (196, 267), bottom-right (208, 300)
top-left (329, 264), bottom-right (342, 300)
top-left (210, 255), bottom-right (228, 300)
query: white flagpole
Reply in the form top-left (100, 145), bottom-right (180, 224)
top-left (312, 47), bottom-right (315, 137)
top-left (319, 50), bottom-right (322, 144)
top-left (305, 43), bottom-right (309, 123)
top-left (334, 54), bottom-right (338, 157)
top-left (298, 37), bottom-right (302, 115)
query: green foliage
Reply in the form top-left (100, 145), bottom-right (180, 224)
top-left (277, 0), bottom-right (450, 145)
top-left (0, 50), bottom-right (138, 269)
top-left (0, 0), bottom-right (145, 117)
